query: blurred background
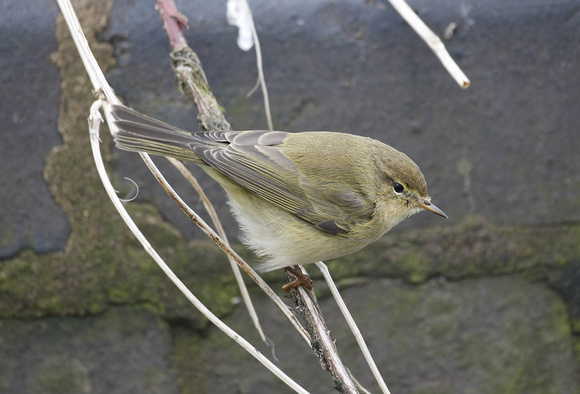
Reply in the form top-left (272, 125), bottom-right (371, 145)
top-left (1, 0), bottom-right (579, 392)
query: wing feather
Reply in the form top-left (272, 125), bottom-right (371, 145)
top-left (191, 131), bottom-right (373, 235)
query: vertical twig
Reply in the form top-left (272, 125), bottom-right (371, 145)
top-left (286, 269), bottom-right (359, 393)
top-left (155, 0), bottom-right (189, 50)
top-left (167, 157), bottom-right (266, 342)
top-left (240, 0), bottom-right (274, 131)
top-left (316, 262), bottom-right (391, 393)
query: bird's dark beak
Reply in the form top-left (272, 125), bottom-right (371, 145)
top-left (417, 200), bottom-right (448, 218)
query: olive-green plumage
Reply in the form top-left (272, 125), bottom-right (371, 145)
top-left (111, 105), bottom-right (446, 271)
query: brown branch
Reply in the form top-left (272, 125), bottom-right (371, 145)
top-left (286, 268), bottom-right (360, 393)
top-left (155, 0), bottom-right (230, 131)
top-left (170, 48), bottom-right (231, 131)
top-left (155, 0), bottom-right (189, 50)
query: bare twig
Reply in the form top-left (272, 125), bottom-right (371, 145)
top-left (388, 0), bottom-right (470, 88)
top-left (240, 0), bottom-right (274, 130)
top-left (156, 0), bottom-right (231, 130)
top-left (155, 0), bottom-right (189, 50)
top-left (167, 157), bottom-right (266, 342)
top-left (316, 262), bottom-right (391, 393)
top-left (286, 268), bottom-right (359, 393)
top-left (171, 48), bottom-right (232, 131)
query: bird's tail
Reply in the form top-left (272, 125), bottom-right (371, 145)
top-left (111, 105), bottom-right (204, 163)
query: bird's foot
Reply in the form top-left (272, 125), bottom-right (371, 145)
top-left (283, 265), bottom-right (313, 291)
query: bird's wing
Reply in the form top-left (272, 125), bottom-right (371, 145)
top-left (192, 131), bottom-right (373, 235)
top-left (296, 177), bottom-right (374, 235)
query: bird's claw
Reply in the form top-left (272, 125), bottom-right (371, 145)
top-left (283, 266), bottom-right (313, 291)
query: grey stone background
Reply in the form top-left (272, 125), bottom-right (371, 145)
top-left (1, 0), bottom-right (579, 393)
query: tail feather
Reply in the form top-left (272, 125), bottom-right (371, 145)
top-left (111, 105), bottom-right (189, 134)
top-left (111, 105), bottom-right (202, 162)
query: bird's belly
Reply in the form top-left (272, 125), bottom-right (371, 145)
top-left (225, 189), bottom-right (384, 272)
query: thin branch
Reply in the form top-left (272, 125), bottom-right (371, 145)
top-left (171, 48), bottom-right (231, 131)
top-left (134, 146), bottom-right (310, 345)
top-left (286, 267), bottom-right (359, 393)
top-left (241, 0), bottom-right (274, 131)
top-left (316, 262), bottom-right (391, 394)
top-left (167, 157), bottom-right (266, 342)
top-left (155, 0), bottom-right (189, 50)
top-left (155, 0), bottom-right (231, 131)
top-left (56, 0), bottom-right (118, 104)
top-left (388, 0), bottom-right (470, 88)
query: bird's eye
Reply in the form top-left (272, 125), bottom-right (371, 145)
top-left (393, 182), bottom-right (405, 193)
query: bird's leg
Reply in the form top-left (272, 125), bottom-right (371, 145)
top-left (283, 265), bottom-right (313, 291)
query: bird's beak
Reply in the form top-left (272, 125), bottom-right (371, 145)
top-left (417, 200), bottom-right (448, 218)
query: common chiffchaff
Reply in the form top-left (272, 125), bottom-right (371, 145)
top-left (111, 105), bottom-right (447, 274)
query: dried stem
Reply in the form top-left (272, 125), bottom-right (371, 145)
top-left (316, 262), bottom-right (390, 393)
top-left (286, 268), bottom-right (359, 393)
top-left (167, 157), bottom-right (266, 342)
top-left (155, 0), bottom-right (189, 50)
top-left (240, 0), bottom-right (274, 130)
top-left (388, 0), bottom-right (470, 88)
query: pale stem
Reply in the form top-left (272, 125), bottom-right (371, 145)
top-left (167, 157), bottom-right (266, 342)
top-left (316, 261), bottom-right (391, 394)
top-left (388, 0), bottom-right (470, 88)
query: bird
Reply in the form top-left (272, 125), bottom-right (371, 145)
top-left (110, 104), bottom-right (447, 288)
